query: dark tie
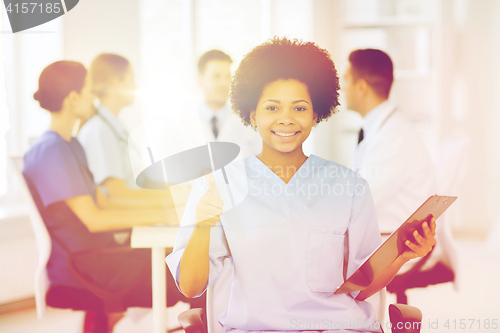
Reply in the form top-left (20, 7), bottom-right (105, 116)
top-left (357, 128), bottom-right (364, 145)
top-left (211, 116), bottom-right (219, 139)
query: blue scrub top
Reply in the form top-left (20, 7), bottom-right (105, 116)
top-left (23, 131), bottom-right (117, 288)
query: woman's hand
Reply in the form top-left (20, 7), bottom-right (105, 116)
top-left (357, 215), bottom-right (437, 300)
top-left (195, 173), bottom-right (224, 228)
top-left (399, 214), bottom-right (437, 262)
top-left (180, 173), bottom-right (222, 297)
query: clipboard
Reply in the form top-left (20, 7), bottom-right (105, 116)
top-left (334, 195), bottom-right (457, 295)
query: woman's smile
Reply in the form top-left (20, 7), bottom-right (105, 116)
top-left (272, 130), bottom-right (300, 139)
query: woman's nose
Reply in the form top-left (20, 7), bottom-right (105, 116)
top-left (277, 108), bottom-right (294, 125)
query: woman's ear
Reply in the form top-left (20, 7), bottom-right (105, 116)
top-left (250, 110), bottom-right (257, 127)
top-left (313, 111), bottom-right (318, 124)
top-left (62, 90), bottom-right (79, 110)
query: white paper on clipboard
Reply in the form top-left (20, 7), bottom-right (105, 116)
top-left (334, 195), bottom-right (457, 295)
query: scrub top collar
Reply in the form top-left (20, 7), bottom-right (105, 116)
top-left (361, 100), bottom-right (397, 140)
top-left (246, 154), bottom-right (317, 186)
top-left (46, 129), bottom-right (78, 144)
top-left (95, 102), bottom-right (129, 142)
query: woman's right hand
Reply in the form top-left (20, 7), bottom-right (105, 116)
top-left (195, 173), bottom-right (224, 228)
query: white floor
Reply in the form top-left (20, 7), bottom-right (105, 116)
top-left (0, 238), bottom-right (499, 333)
top-left (0, 300), bottom-right (190, 333)
top-left (385, 238), bottom-right (500, 333)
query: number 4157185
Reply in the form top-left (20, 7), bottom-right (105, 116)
top-left (5, 2), bottom-right (61, 14)
top-left (444, 319), bottom-right (498, 330)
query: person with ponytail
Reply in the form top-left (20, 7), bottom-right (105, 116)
top-left (23, 61), bottom-right (201, 333)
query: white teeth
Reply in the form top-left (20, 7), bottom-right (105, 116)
top-left (274, 132), bottom-right (297, 137)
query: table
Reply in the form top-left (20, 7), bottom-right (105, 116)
top-left (131, 226), bottom-right (179, 333)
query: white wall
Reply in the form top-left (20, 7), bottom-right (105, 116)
top-left (62, 0), bottom-right (142, 131)
top-left (439, 0), bottom-right (500, 234)
top-left (311, 0), bottom-right (348, 163)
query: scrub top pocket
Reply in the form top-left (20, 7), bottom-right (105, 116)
top-left (306, 232), bottom-right (345, 293)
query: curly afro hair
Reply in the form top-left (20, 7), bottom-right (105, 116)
top-left (230, 37), bottom-right (340, 126)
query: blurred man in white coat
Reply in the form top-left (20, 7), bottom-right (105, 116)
top-left (196, 50), bottom-right (260, 157)
top-left (344, 49), bottom-right (453, 305)
top-left (345, 49), bottom-right (436, 235)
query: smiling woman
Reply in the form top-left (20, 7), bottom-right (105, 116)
top-left (167, 37), bottom-right (437, 333)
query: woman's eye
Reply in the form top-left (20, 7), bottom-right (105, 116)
top-left (296, 106), bottom-right (306, 111)
top-left (266, 106), bottom-right (278, 111)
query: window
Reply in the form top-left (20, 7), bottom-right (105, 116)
top-left (140, 0), bottom-right (268, 121)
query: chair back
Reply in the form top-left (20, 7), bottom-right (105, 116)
top-left (9, 157), bottom-right (51, 318)
top-left (206, 258), bottom-right (233, 333)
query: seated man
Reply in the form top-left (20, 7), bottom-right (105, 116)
top-left (195, 49), bottom-right (260, 157)
top-left (345, 49), bottom-right (436, 236)
top-left (344, 49), bottom-right (449, 304)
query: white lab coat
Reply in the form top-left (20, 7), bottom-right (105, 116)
top-left (78, 104), bottom-right (138, 188)
top-left (351, 101), bottom-right (437, 235)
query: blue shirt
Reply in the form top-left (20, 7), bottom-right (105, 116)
top-left (23, 131), bottom-right (117, 288)
top-left (166, 155), bottom-right (382, 332)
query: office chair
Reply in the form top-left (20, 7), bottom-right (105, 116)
top-left (10, 157), bottom-right (51, 319)
top-left (10, 157), bottom-right (150, 332)
top-left (387, 137), bottom-right (467, 304)
top-left (177, 260), bottom-right (424, 333)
